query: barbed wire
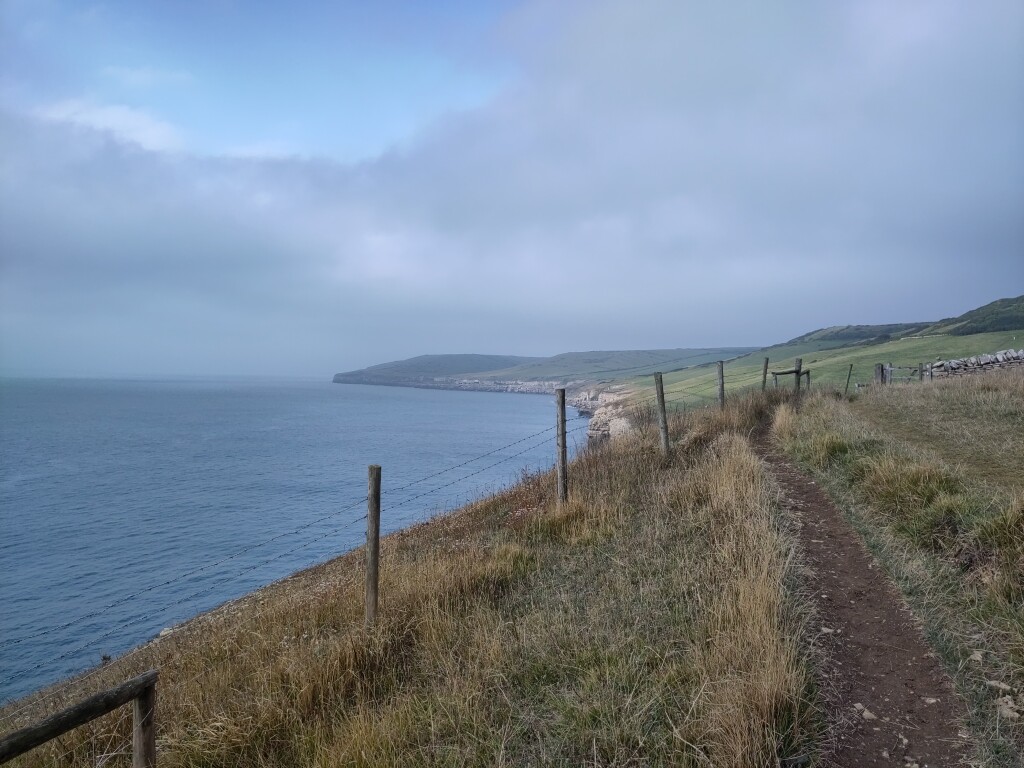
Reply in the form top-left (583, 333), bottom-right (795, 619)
top-left (1, 509), bottom-right (372, 696)
top-left (380, 416), bottom-right (584, 502)
top-left (383, 431), bottom-right (562, 516)
top-left (2, 408), bottom-right (587, 717)
top-left (0, 494), bottom-right (371, 653)
top-left (2, 416), bottom-right (587, 655)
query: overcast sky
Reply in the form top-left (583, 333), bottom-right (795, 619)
top-left (1, 1), bottom-right (1022, 377)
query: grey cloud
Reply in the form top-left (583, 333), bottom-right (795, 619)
top-left (2, 0), bottom-right (1023, 377)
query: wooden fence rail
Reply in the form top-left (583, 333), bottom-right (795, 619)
top-left (771, 359), bottom-right (809, 393)
top-left (0, 670), bottom-right (158, 766)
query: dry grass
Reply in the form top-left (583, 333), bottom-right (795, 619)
top-left (3, 394), bottom-right (819, 767)
top-left (852, 369), bottom-right (1024, 492)
top-left (772, 371), bottom-right (1024, 766)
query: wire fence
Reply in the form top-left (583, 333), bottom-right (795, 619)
top-left (0, 352), bottom-right (952, 761)
top-left (0, 402), bottom-right (592, 739)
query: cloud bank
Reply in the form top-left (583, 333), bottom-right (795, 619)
top-left (2, 0), bottom-right (1022, 376)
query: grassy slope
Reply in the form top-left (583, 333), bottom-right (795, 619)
top-left (629, 329), bottom-right (1024, 410)
top-left (3, 397), bottom-right (819, 767)
top-left (334, 297), bottom-right (1022, 388)
top-left (773, 372), bottom-right (1023, 766)
top-left (476, 347), bottom-right (756, 381)
top-left (789, 322), bottom-right (931, 343)
top-left (850, 379), bottom-right (1024, 493)
top-left (336, 348), bottom-right (757, 385)
top-left (922, 294), bottom-right (1024, 336)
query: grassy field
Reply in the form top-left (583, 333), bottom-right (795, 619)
top-left (624, 329), bottom-right (1024, 411)
top-left (476, 347), bottom-right (756, 382)
top-left (2, 395), bottom-right (819, 767)
top-left (773, 370), bottom-right (1023, 766)
top-left (335, 348), bottom-right (757, 385)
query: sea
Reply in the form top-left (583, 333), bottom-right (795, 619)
top-left (0, 378), bottom-right (588, 702)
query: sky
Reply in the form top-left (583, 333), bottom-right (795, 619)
top-left (1, 1), bottom-right (1022, 378)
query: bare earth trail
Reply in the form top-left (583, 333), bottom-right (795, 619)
top-left (755, 443), bottom-right (970, 767)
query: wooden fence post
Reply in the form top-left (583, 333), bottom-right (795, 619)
top-left (132, 678), bottom-right (157, 768)
top-left (794, 358), bottom-right (803, 394)
top-left (772, 373), bottom-right (778, 389)
top-left (716, 361), bottom-right (725, 410)
top-left (918, 362), bottom-right (925, 382)
top-left (761, 357), bottom-right (769, 391)
top-left (805, 370), bottom-right (811, 390)
top-left (844, 363), bottom-right (853, 395)
top-left (0, 670), bottom-right (159, 764)
top-left (556, 389), bottom-right (568, 507)
top-left (366, 465), bottom-right (381, 629)
top-left (928, 363), bottom-right (933, 381)
top-left (874, 363), bottom-right (883, 385)
top-left (654, 373), bottom-right (670, 457)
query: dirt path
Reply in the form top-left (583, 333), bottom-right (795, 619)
top-left (757, 445), bottom-right (970, 767)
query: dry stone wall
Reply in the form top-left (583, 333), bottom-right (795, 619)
top-left (931, 348), bottom-right (1024, 377)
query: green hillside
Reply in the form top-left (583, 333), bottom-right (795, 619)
top-left (632, 329), bottom-right (1024, 410)
top-left (787, 322), bottom-right (930, 345)
top-left (921, 295), bottom-right (1024, 336)
top-left (783, 295), bottom-right (1024, 346)
top-left (474, 348), bottom-right (756, 381)
top-left (334, 295), bottom-right (1023, 394)
top-left (333, 354), bottom-right (541, 383)
top-left (334, 348), bottom-right (756, 386)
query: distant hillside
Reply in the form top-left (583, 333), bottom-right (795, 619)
top-left (333, 295), bottom-right (1023, 394)
top-left (475, 348), bottom-right (756, 381)
top-left (332, 354), bottom-right (541, 385)
top-left (333, 348), bottom-right (756, 390)
top-left (644, 328), bottom-right (1024, 409)
top-left (784, 295), bottom-right (1024, 347)
top-left (787, 323), bottom-right (931, 346)
top-left (921, 295), bottom-right (1024, 336)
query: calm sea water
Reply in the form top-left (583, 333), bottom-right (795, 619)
top-left (0, 378), bottom-right (587, 702)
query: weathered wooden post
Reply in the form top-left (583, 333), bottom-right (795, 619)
top-left (653, 373), bottom-right (670, 457)
top-left (928, 363), bottom-right (933, 381)
top-left (133, 677), bottom-right (157, 768)
top-left (918, 362), bottom-right (925, 382)
top-left (0, 670), bottom-right (159, 765)
top-left (556, 388), bottom-right (568, 507)
top-left (805, 370), bottom-right (811, 390)
top-left (844, 363), bottom-right (854, 395)
top-left (761, 357), bottom-right (769, 391)
top-left (366, 465), bottom-right (381, 629)
top-left (716, 361), bottom-right (725, 410)
top-left (794, 358), bottom-right (803, 394)
top-left (772, 373), bottom-right (778, 389)
top-left (874, 363), bottom-right (884, 385)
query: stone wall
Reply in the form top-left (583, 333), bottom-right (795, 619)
top-left (931, 348), bottom-right (1024, 377)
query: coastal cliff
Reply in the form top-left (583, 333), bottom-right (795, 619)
top-left (570, 387), bottom-right (634, 441)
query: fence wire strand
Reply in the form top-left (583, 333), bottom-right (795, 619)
top-left (2, 400), bottom-right (590, 723)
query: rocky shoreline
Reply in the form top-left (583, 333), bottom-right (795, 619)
top-left (569, 387), bottom-right (635, 441)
